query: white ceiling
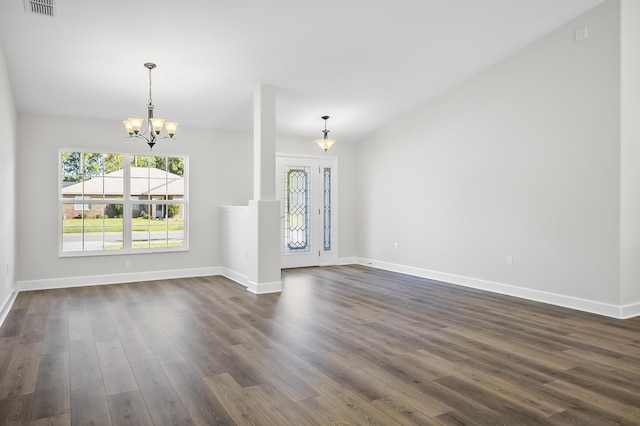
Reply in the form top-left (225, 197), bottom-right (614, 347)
top-left (0, 0), bottom-right (606, 143)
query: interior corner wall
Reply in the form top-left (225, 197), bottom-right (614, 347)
top-left (619, 0), bottom-right (640, 306)
top-left (356, 1), bottom-right (622, 306)
top-left (0, 43), bottom-right (17, 309)
top-left (16, 115), bottom-right (252, 284)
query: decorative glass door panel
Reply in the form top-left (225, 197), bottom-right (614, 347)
top-left (285, 166), bottom-right (311, 253)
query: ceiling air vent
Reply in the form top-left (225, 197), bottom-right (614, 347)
top-left (25, 0), bottom-right (55, 17)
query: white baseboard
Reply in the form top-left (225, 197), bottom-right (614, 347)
top-left (220, 268), bottom-right (283, 295)
top-left (247, 280), bottom-right (283, 294)
top-left (0, 285), bottom-right (18, 327)
top-left (9, 260), bottom-right (638, 320)
top-left (220, 268), bottom-right (249, 288)
top-left (621, 302), bottom-right (640, 319)
top-left (16, 266), bottom-right (221, 292)
top-left (356, 257), bottom-right (638, 320)
top-left (337, 256), bottom-right (358, 265)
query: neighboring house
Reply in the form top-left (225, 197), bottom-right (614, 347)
top-left (61, 167), bottom-right (184, 220)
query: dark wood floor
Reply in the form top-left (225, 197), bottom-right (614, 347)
top-left (1, 265), bottom-right (640, 425)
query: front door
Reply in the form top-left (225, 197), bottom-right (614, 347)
top-left (276, 155), bottom-right (337, 268)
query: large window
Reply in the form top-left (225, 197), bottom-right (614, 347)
top-left (59, 151), bottom-right (187, 256)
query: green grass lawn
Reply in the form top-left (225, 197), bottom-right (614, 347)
top-left (63, 218), bottom-right (184, 233)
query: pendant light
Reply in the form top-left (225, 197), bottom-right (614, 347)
top-left (314, 115), bottom-right (338, 151)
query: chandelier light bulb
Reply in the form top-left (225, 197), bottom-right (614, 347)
top-left (165, 121), bottom-right (179, 137)
top-left (151, 118), bottom-right (166, 134)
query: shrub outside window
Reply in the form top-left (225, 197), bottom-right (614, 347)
top-left (59, 151), bottom-right (188, 256)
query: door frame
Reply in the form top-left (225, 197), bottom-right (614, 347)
top-left (276, 153), bottom-right (338, 268)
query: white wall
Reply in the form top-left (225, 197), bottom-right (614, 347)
top-left (16, 115), bottom-right (253, 283)
top-left (356, 1), bottom-right (624, 308)
top-left (220, 206), bottom-right (250, 284)
top-left (0, 44), bottom-right (17, 315)
top-left (619, 0), bottom-right (640, 307)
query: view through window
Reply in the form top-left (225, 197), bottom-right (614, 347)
top-left (59, 151), bottom-right (187, 255)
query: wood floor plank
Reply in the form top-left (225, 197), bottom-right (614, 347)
top-left (70, 385), bottom-right (111, 426)
top-left (296, 395), bottom-right (374, 426)
top-left (0, 336), bottom-right (18, 379)
top-left (165, 331), bottom-right (227, 378)
top-left (107, 303), bottom-right (155, 364)
top-left (0, 310), bottom-right (27, 338)
top-left (543, 379), bottom-right (640, 423)
top-left (124, 303), bottom-right (186, 365)
top-left (0, 394), bottom-right (34, 425)
top-left (32, 352), bottom-right (69, 421)
top-left (204, 373), bottom-right (299, 426)
top-left (300, 350), bottom-right (386, 402)
top-left (229, 343), bottom-right (319, 402)
top-left (231, 328), bottom-right (309, 372)
top-left (324, 350), bottom-right (452, 418)
top-left (45, 293), bottom-right (68, 321)
top-left (0, 341), bottom-right (40, 399)
top-left (546, 408), bottom-right (637, 426)
top-left (369, 395), bottom-right (445, 426)
top-left (130, 359), bottom-right (195, 426)
top-left (11, 293), bottom-right (34, 311)
top-left (88, 309), bottom-right (119, 343)
top-left (242, 382), bottom-right (320, 426)
top-left (290, 366), bottom-right (398, 425)
top-left (69, 338), bottom-right (103, 392)
top-left (27, 292), bottom-right (51, 316)
top-left (29, 413), bottom-right (71, 426)
top-left (107, 391), bottom-right (152, 426)
top-left (96, 340), bottom-right (138, 396)
top-left (19, 313), bottom-right (47, 346)
top-left (163, 361), bottom-right (236, 425)
top-left (195, 335), bottom-right (269, 388)
top-left (41, 318), bottom-right (69, 355)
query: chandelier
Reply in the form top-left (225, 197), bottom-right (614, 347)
top-left (314, 115), bottom-right (338, 151)
top-left (123, 63), bottom-right (178, 149)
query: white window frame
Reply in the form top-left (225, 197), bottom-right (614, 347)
top-left (58, 149), bottom-right (189, 257)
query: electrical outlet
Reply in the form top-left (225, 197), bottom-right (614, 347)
top-left (125, 260), bottom-right (132, 269)
top-left (575, 27), bottom-right (588, 42)
top-left (506, 255), bottom-right (513, 266)
top-left (394, 242), bottom-right (398, 249)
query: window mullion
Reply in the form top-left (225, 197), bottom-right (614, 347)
top-left (123, 153), bottom-right (132, 251)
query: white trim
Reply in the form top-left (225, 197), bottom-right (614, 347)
top-left (356, 257), bottom-right (639, 320)
top-left (221, 267), bottom-right (249, 288)
top-left (0, 285), bottom-right (18, 327)
top-left (621, 302), bottom-right (640, 319)
top-left (246, 280), bottom-right (283, 294)
top-left (337, 256), bottom-right (358, 265)
top-left (275, 152), bottom-right (338, 160)
top-left (16, 267), bottom-right (220, 292)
